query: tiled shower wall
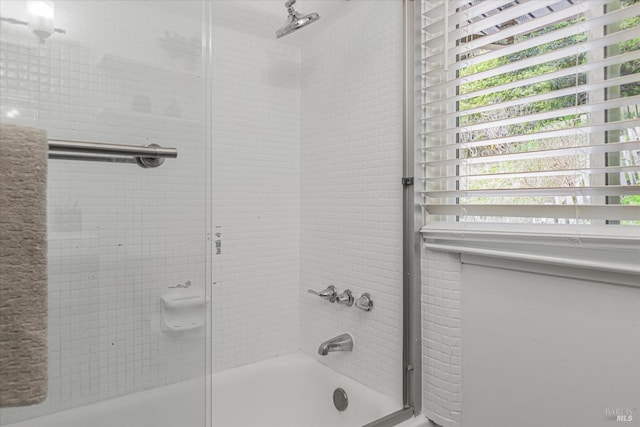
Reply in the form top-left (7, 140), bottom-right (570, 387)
top-left (211, 1), bottom-right (301, 371)
top-left (421, 250), bottom-right (462, 427)
top-left (209, 0), bottom-right (406, 402)
top-left (0, 1), bottom-right (207, 424)
top-left (299, 0), bottom-right (405, 402)
top-left (210, 3), bottom-right (407, 404)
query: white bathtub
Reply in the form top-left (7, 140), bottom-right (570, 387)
top-left (5, 352), bottom-right (427, 427)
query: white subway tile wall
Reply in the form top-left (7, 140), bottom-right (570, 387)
top-left (0, 1), bottom-right (207, 424)
top-left (421, 250), bottom-right (463, 427)
top-left (211, 1), bottom-right (301, 371)
top-left (299, 0), bottom-right (404, 402)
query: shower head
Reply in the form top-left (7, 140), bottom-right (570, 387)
top-left (276, 0), bottom-right (320, 39)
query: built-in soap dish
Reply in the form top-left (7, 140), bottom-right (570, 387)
top-left (160, 294), bottom-right (208, 333)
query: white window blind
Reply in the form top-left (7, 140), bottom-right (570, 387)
top-left (421, 0), bottom-right (640, 235)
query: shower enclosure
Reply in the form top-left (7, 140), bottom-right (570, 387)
top-left (0, 1), bottom-right (422, 426)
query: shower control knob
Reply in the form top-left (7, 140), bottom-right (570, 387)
top-left (355, 293), bottom-right (373, 312)
top-left (307, 286), bottom-right (338, 303)
top-left (336, 289), bottom-right (354, 307)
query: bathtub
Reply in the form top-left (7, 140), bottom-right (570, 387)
top-left (5, 352), bottom-right (427, 427)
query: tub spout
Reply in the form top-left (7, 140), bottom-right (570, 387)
top-left (318, 333), bottom-right (353, 356)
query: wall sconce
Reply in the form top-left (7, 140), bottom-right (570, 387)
top-left (27, 0), bottom-right (55, 42)
top-left (0, 0), bottom-right (65, 43)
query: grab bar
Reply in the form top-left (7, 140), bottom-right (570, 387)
top-left (48, 139), bottom-right (177, 168)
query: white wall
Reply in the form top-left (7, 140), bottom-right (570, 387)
top-left (0, 1), bottom-right (207, 424)
top-left (299, 0), bottom-right (405, 403)
top-left (422, 249), bottom-right (640, 427)
top-left (461, 261), bottom-right (640, 427)
top-left (211, 1), bottom-right (301, 371)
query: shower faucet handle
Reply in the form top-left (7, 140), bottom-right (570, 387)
top-left (336, 289), bottom-right (354, 307)
top-left (355, 293), bottom-right (373, 312)
top-left (307, 286), bottom-right (338, 303)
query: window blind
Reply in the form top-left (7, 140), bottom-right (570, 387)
top-left (421, 0), bottom-right (640, 231)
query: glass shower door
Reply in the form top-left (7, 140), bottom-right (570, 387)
top-left (0, 1), bottom-right (211, 426)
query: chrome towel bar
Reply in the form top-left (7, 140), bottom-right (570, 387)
top-left (48, 139), bottom-right (177, 168)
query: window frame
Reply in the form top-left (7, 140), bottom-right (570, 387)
top-left (419, 0), bottom-right (640, 272)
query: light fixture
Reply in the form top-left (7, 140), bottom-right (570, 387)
top-left (0, 0), bottom-right (65, 43)
top-left (27, 0), bottom-right (55, 42)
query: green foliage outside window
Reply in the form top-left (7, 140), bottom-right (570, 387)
top-left (452, 0), bottom-right (639, 221)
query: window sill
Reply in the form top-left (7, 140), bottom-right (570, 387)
top-left (421, 224), bottom-right (640, 286)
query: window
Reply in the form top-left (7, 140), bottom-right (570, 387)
top-left (421, 0), bottom-right (640, 238)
